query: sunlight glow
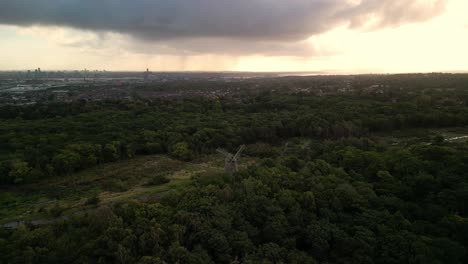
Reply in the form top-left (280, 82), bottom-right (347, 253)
top-left (0, 0), bottom-right (467, 73)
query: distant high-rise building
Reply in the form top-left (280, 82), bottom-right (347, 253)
top-left (144, 68), bottom-right (150, 80)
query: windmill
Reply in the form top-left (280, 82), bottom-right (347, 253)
top-left (217, 145), bottom-right (245, 174)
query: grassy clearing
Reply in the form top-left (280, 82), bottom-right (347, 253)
top-left (371, 127), bottom-right (468, 146)
top-left (0, 154), bottom-right (236, 225)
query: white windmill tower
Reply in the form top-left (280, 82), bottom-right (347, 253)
top-left (216, 145), bottom-right (245, 174)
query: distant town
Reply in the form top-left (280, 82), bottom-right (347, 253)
top-left (0, 70), bottom-right (466, 106)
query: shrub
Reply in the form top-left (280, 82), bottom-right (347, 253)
top-left (148, 174), bottom-right (170, 186)
top-left (169, 142), bottom-right (193, 161)
top-left (49, 203), bottom-right (65, 217)
top-left (102, 179), bottom-right (129, 192)
top-left (85, 194), bottom-right (101, 206)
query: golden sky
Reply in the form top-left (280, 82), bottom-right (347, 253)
top-left (0, 0), bottom-right (467, 73)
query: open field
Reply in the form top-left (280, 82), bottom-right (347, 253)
top-left (0, 154), bottom-right (256, 226)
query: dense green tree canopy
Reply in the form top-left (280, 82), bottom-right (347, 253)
top-left (0, 77), bottom-right (467, 263)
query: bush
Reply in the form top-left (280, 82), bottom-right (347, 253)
top-left (169, 142), bottom-right (193, 161)
top-left (147, 174), bottom-right (171, 186)
top-left (102, 179), bottom-right (129, 192)
top-left (49, 203), bottom-right (65, 217)
top-left (85, 194), bottom-right (101, 206)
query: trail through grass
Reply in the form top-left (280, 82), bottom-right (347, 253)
top-left (1, 154), bottom-right (230, 225)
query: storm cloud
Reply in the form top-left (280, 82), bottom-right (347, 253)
top-left (0, 0), bottom-right (447, 55)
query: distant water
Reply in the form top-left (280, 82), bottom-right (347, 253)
top-left (276, 71), bottom-right (328, 77)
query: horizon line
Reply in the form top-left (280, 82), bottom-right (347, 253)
top-left (1, 69), bottom-right (468, 75)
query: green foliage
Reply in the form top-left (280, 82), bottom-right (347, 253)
top-left (1, 139), bottom-right (468, 263)
top-left (85, 194), bottom-right (101, 206)
top-left (147, 174), bottom-right (171, 186)
top-left (49, 203), bottom-right (65, 217)
top-left (103, 141), bottom-right (121, 162)
top-left (103, 179), bottom-right (129, 192)
top-left (169, 142), bottom-right (193, 161)
top-left (1, 79), bottom-right (468, 263)
top-left (8, 160), bottom-right (31, 184)
top-left (52, 150), bottom-right (81, 174)
top-left (0, 84), bottom-right (467, 184)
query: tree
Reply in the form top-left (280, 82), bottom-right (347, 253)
top-left (169, 142), bottom-right (192, 161)
top-left (103, 141), bottom-right (121, 162)
top-left (52, 150), bottom-right (81, 174)
top-left (9, 160), bottom-right (32, 184)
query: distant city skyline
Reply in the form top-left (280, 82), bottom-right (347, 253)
top-left (0, 0), bottom-right (467, 73)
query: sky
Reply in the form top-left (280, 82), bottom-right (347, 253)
top-left (0, 0), bottom-right (467, 73)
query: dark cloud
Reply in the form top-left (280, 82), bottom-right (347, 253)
top-left (126, 37), bottom-right (322, 57)
top-left (0, 0), bottom-right (447, 55)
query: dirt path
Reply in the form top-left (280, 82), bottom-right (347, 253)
top-left (446, 135), bottom-right (468, 141)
